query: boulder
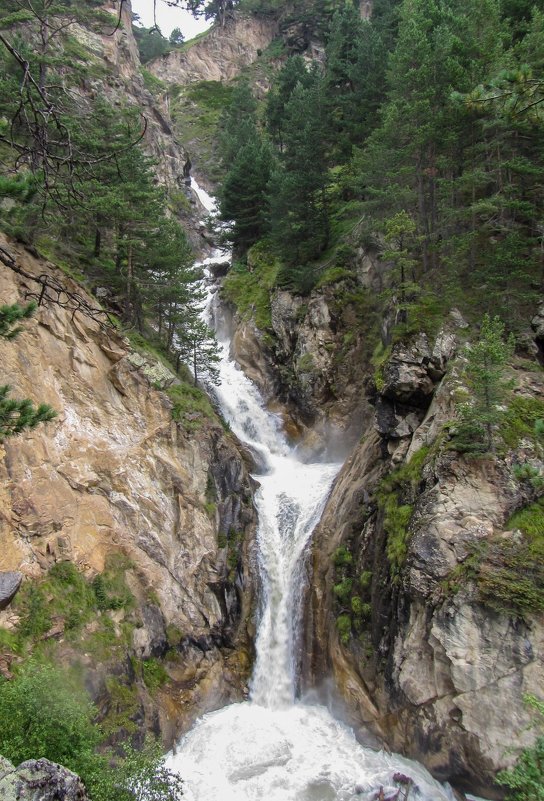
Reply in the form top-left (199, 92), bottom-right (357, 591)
top-left (0, 572), bottom-right (22, 611)
top-left (0, 758), bottom-right (89, 801)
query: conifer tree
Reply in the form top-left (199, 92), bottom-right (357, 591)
top-left (0, 303), bottom-right (57, 440)
top-left (454, 315), bottom-right (515, 454)
top-left (269, 76), bottom-right (330, 274)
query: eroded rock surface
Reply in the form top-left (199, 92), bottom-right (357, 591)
top-left (149, 14), bottom-right (279, 85)
top-left (303, 323), bottom-right (544, 797)
top-left (0, 235), bottom-right (256, 744)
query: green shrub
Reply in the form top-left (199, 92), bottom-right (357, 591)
top-left (0, 661), bottom-right (99, 771)
top-left (359, 570), bottom-right (372, 590)
top-left (333, 578), bottom-right (353, 603)
top-left (336, 614), bottom-right (352, 645)
top-left (497, 696), bottom-right (544, 800)
top-left (141, 659), bottom-right (169, 692)
top-left (333, 546), bottom-right (353, 568)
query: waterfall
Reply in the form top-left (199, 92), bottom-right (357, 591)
top-left (166, 179), bottom-right (458, 801)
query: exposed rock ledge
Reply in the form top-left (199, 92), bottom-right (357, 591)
top-left (148, 14), bottom-right (279, 86)
top-left (0, 234), bottom-right (257, 744)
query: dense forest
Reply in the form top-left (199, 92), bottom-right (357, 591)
top-left (0, 0), bottom-right (543, 799)
top-left (219, 0), bottom-right (543, 332)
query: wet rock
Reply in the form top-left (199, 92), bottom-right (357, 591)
top-left (381, 334), bottom-right (436, 406)
top-left (0, 572), bottom-right (22, 610)
top-left (0, 758), bottom-right (89, 801)
top-left (375, 398), bottom-right (423, 439)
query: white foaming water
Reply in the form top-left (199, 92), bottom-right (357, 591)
top-left (166, 179), bottom-right (456, 801)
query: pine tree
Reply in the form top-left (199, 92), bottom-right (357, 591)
top-left (220, 137), bottom-right (273, 254)
top-left (266, 56), bottom-right (313, 151)
top-left (382, 211), bottom-right (421, 325)
top-left (324, 5), bottom-right (386, 158)
top-left (269, 76), bottom-right (330, 274)
top-left (0, 303), bottom-right (57, 440)
top-left (454, 315), bottom-right (515, 454)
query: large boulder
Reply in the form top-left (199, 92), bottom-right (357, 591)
top-left (0, 758), bottom-right (89, 801)
top-left (0, 572), bottom-right (22, 611)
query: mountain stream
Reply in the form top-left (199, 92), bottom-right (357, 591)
top-left (166, 180), bottom-right (460, 801)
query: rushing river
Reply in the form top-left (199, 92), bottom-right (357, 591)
top-left (165, 180), bottom-right (458, 801)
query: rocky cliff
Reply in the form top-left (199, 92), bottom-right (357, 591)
top-left (0, 234), bottom-right (257, 746)
top-left (149, 13), bottom-right (279, 85)
top-left (221, 248), bottom-right (543, 797)
top-left (301, 319), bottom-right (544, 797)
top-left (71, 1), bottom-right (208, 247)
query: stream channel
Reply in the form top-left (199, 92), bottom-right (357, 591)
top-left (166, 180), bottom-right (462, 801)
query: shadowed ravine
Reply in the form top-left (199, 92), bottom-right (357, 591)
top-left (165, 180), bottom-right (457, 801)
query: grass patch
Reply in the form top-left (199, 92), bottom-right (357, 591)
top-left (141, 658), bottom-right (169, 693)
top-left (443, 500), bottom-right (544, 619)
top-left (170, 80), bottom-right (233, 182)
top-left (508, 499), bottom-right (544, 541)
top-left (501, 396), bottom-right (544, 449)
top-left (377, 447), bottom-right (430, 579)
top-left (167, 381), bottom-right (216, 431)
top-left (141, 68), bottom-right (167, 95)
top-left (222, 241), bottom-right (281, 333)
top-left (10, 557), bottom-right (135, 653)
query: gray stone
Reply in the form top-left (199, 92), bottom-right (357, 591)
top-left (0, 572), bottom-right (22, 611)
top-left (0, 758), bottom-right (89, 801)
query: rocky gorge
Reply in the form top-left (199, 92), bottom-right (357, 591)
top-left (0, 0), bottom-right (543, 799)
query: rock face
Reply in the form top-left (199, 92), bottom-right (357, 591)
top-left (303, 323), bottom-right (544, 797)
top-left (229, 281), bottom-right (375, 458)
top-left (0, 235), bottom-right (256, 744)
top-left (0, 758), bottom-right (88, 801)
top-left (149, 14), bottom-right (279, 85)
top-left (70, 0), bottom-right (208, 250)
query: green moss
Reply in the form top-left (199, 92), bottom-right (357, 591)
top-left (383, 497), bottom-right (413, 577)
top-left (297, 352), bottom-right (315, 373)
top-left (477, 539), bottom-right (544, 619)
top-left (226, 529), bottom-right (244, 582)
top-left (167, 382), bottom-right (216, 431)
top-left (204, 501), bottom-right (217, 518)
top-left (222, 243), bottom-right (281, 333)
top-left (502, 396), bottom-right (544, 448)
top-left (443, 500), bottom-right (544, 619)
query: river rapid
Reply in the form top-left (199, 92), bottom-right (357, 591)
top-left (165, 180), bottom-right (458, 801)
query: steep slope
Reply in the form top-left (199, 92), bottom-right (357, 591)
top-left (0, 235), bottom-right (256, 745)
top-left (149, 13), bottom-right (280, 85)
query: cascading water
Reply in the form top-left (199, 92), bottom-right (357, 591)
top-left (166, 179), bottom-right (458, 801)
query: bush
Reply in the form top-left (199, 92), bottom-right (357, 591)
top-left (333, 546), bottom-right (353, 568)
top-left (336, 614), bottom-right (352, 645)
top-left (497, 696), bottom-right (544, 800)
top-left (0, 661), bottom-right (99, 771)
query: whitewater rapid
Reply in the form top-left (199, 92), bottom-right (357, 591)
top-left (165, 179), bottom-right (457, 801)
